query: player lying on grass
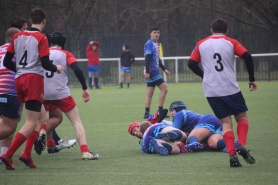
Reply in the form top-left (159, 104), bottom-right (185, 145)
top-left (168, 101), bottom-right (232, 152)
top-left (128, 102), bottom-right (238, 153)
top-left (139, 121), bottom-right (189, 155)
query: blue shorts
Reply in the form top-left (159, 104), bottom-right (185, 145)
top-left (147, 75), bottom-right (164, 87)
top-left (88, 65), bottom-right (100, 75)
top-left (207, 91), bottom-right (248, 119)
top-left (121, 66), bottom-right (131, 73)
top-left (193, 114), bottom-right (222, 135)
top-left (0, 94), bottom-right (20, 119)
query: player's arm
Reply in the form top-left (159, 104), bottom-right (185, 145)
top-left (241, 51), bottom-right (255, 82)
top-left (158, 58), bottom-right (166, 71)
top-left (145, 54), bottom-right (151, 73)
top-left (188, 59), bottom-right (204, 78)
top-left (41, 56), bottom-right (57, 72)
top-left (93, 41), bottom-right (100, 49)
top-left (3, 51), bottom-right (16, 72)
top-left (70, 62), bottom-right (88, 90)
top-left (171, 113), bottom-right (184, 130)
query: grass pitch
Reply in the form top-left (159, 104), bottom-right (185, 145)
top-left (0, 82), bottom-right (278, 185)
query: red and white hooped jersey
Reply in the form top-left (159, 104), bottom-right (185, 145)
top-left (7, 30), bottom-right (50, 78)
top-left (0, 43), bottom-right (16, 95)
top-left (190, 34), bottom-right (247, 97)
top-left (44, 47), bottom-right (77, 100)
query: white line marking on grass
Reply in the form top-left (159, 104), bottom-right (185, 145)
top-left (0, 172), bottom-right (274, 176)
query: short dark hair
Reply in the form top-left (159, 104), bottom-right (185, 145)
top-left (30, 8), bottom-right (46, 24)
top-left (11, 16), bottom-right (27, 30)
top-left (150, 27), bottom-right (159, 33)
top-left (51, 31), bottom-right (66, 49)
top-left (211, 18), bottom-right (228, 34)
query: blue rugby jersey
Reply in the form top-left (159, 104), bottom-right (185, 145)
top-left (144, 39), bottom-right (160, 79)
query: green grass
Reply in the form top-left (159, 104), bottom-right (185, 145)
top-left (1, 82), bottom-right (278, 185)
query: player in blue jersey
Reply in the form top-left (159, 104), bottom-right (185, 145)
top-left (139, 121), bottom-right (188, 156)
top-left (143, 27), bottom-right (170, 119)
top-left (168, 101), bottom-right (234, 152)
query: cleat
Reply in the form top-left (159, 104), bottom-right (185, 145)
top-left (19, 152), bottom-right (36, 168)
top-left (47, 146), bottom-right (60, 154)
top-left (236, 144), bottom-right (256, 164)
top-left (34, 129), bottom-right (47, 155)
top-left (180, 145), bottom-right (188, 154)
top-left (184, 142), bottom-right (203, 152)
top-left (0, 154), bottom-right (15, 170)
top-left (143, 112), bottom-right (150, 119)
top-left (117, 86), bottom-right (123, 89)
top-left (150, 139), bottom-right (169, 156)
top-left (82, 152), bottom-right (99, 160)
top-left (147, 112), bottom-right (159, 124)
top-left (157, 131), bottom-right (178, 142)
top-left (230, 155), bottom-right (242, 167)
top-left (56, 139), bottom-right (77, 150)
top-left (157, 109), bottom-right (168, 123)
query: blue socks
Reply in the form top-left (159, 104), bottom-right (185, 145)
top-left (52, 130), bottom-right (61, 145)
top-left (187, 136), bottom-right (199, 144)
top-left (217, 139), bottom-right (226, 150)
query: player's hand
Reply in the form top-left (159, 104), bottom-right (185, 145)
top-left (89, 41), bottom-right (94, 45)
top-left (164, 70), bottom-right (170, 75)
top-left (56, 65), bottom-right (62, 74)
top-left (145, 73), bottom-right (150, 80)
top-left (249, 81), bottom-right (258, 91)
top-left (82, 89), bottom-right (91, 102)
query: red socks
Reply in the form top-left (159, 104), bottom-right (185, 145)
top-left (24, 130), bottom-right (39, 156)
top-left (80, 145), bottom-right (89, 153)
top-left (6, 132), bottom-right (26, 157)
top-left (47, 140), bottom-right (56, 147)
top-left (237, 119), bottom-right (249, 146)
top-left (41, 124), bottom-right (48, 132)
top-left (223, 131), bottom-right (236, 155)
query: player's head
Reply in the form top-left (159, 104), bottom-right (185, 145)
top-left (169, 101), bottom-right (187, 117)
top-left (211, 18), bottom-right (228, 34)
top-left (51, 31), bottom-right (66, 49)
top-left (122, 44), bottom-right (129, 51)
top-left (11, 16), bottom-right (27, 31)
top-left (150, 27), bottom-right (160, 41)
top-left (128, 121), bottom-right (142, 139)
top-left (139, 121), bottom-right (152, 135)
top-left (30, 8), bottom-right (46, 25)
top-left (5, 27), bottom-right (20, 42)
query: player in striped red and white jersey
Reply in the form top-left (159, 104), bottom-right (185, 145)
top-left (0, 28), bottom-right (22, 160)
top-left (188, 18), bottom-right (257, 167)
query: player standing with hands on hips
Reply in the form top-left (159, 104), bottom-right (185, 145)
top-left (143, 27), bottom-right (170, 119)
top-left (0, 8), bottom-right (62, 170)
top-left (188, 18), bottom-right (257, 167)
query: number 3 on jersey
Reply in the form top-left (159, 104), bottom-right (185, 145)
top-left (19, 50), bottom-right (28, 68)
top-left (213, 53), bottom-right (224, 72)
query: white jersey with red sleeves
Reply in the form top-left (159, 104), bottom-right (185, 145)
top-left (7, 30), bottom-right (50, 78)
top-left (44, 47), bottom-right (77, 100)
top-left (190, 34), bottom-right (247, 97)
top-left (0, 43), bottom-right (16, 95)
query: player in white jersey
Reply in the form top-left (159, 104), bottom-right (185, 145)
top-left (0, 8), bottom-right (62, 170)
top-left (188, 18), bottom-right (257, 167)
top-left (0, 28), bottom-right (22, 164)
top-left (40, 31), bottom-right (99, 160)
